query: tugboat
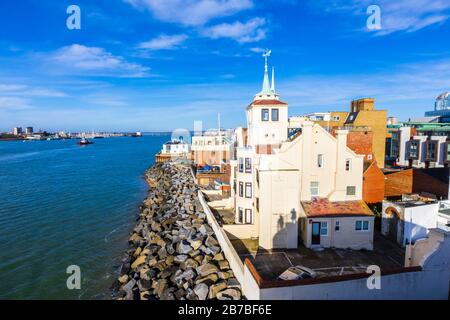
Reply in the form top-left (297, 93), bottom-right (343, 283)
top-left (78, 137), bottom-right (94, 146)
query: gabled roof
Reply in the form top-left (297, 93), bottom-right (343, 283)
top-left (301, 198), bottom-right (374, 218)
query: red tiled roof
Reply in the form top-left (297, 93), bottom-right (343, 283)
top-left (301, 198), bottom-right (374, 218)
top-left (250, 99), bottom-right (288, 106)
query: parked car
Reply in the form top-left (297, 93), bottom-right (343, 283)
top-left (278, 265), bottom-right (317, 281)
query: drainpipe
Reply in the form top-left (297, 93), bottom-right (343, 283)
top-left (335, 129), bottom-right (349, 199)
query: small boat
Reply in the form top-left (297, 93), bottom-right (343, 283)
top-left (78, 138), bottom-right (94, 146)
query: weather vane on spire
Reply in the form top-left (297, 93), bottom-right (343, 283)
top-left (262, 49), bottom-right (272, 71)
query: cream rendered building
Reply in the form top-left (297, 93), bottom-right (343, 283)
top-left (231, 51), bottom-right (372, 250)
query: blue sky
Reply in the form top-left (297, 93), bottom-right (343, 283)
top-left (0, 0), bottom-right (450, 132)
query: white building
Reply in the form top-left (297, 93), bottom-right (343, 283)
top-left (161, 138), bottom-right (190, 155)
top-left (191, 129), bottom-right (235, 167)
top-left (230, 51), bottom-right (371, 250)
top-left (13, 127), bottom-right (22, 135)
top-left (382, 195), bottom-right (443, 246)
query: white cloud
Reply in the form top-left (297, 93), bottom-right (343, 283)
top-left (203, 18), bottom-right (267, 43)
top-left (48, 44), bottom-right (150, 78)
top-left (0, 97), bottom-right (32, 110)
top-left (319, 0), bottom-right (450, 35)
top-left (249, 47), bottom-right (265, 53)
top-left (0, 84), bottom-right (67, 98)
top-left (221, 74), bottom-right (236, 79)
top-left (138, 34), bottom-right (188, 50)
top-left (125, 0), bottom-right (253, 26)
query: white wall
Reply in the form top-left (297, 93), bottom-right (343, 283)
top-left (248, 104), bottom-right (288, 146)
top-left (255, 269), bottom-right (448, 300)
top-left (301, 216), bottom-right (374, 250)
top-left (198, 190), bottom-right (245, 285)
top-left (404, 203), bottom-right (440, 244)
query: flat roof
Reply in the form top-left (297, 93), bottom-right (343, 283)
top-left (233, 232), bottom-right (405, 280)
top-left (301, 198), bottom-right (374, 218)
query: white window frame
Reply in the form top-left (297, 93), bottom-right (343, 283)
top-left (320, 222), bottom-right (328, 236)
top-left (310, 181), bottom-right (319, 197)
top-left (356, 220), bottom-right (370, 232)
top-left (245, 182), bottom-right (252, 198)
top-left (245, 209), bottom-right (252, 224)
top-left (335, 221), bottom-right (341, 232)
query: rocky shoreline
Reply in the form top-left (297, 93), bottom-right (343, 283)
top-left (112, 162), bottom-right (242, 300)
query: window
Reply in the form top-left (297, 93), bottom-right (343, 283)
top-left (239, 182), bottom-right (244, 197)
top-left (256, 198), bottom-right (259, 212)
top-left (261, 109), bottom-right (269, 121)
top-left (317, 154), bottom-right (324, 168)
top-left (238, 208), bottom-right (244, 224)
top-left (426, 141), bottom-right (437, 161)
top-left (363, 221), bottom-right (369, 230)
top-left (245, 183), bottom-right (252, 198)
top-left (320, 222), bottom-right (328, 236)
top-left (446, 142), bottom-right (450, 162)
top-left (245, 158), bottom-right (252, 173)
top-left (346, 186), bottom-right (356, 196)
top-left (409, 140), bottom-right (420, 159)
top-left (335, 221), bottom-right (341, 232)
top-left (345, 159), bottom-right (351, 171)
top-left (332, 116), bottom-right (340, 121)
top-left (310, 181), bottom-right (319, 196)
top-left (356, 220), bottom-right (369, 231)
top-left (245, 209), bottom-right (253, 224)
top-left (271, 109), bottom-right (279, 121)
top-left (238, 158), bottom-right (244, 173)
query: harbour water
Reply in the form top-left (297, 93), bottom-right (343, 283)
top-left (0, 135), bottom-right (170, 299)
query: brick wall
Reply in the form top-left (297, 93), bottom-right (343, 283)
top-left (347, 130), bottom-right (374, 161)
top-left (385, 169), bottom-right (413, 197)
top-left (363, 162), bottom-right (385, 203)
top-left (413, 170), bottom-right (449, 200)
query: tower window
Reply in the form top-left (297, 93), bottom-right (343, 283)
top-left (262, 109), bottom-right (269, 121)
top-left (272, 109), bottom-right (279, 121)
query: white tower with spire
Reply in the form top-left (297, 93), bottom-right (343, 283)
top-left (247, 49), bottom-right (289, 146)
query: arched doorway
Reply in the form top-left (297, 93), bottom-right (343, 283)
top-left (385, 207), bottom-right (402, 244)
